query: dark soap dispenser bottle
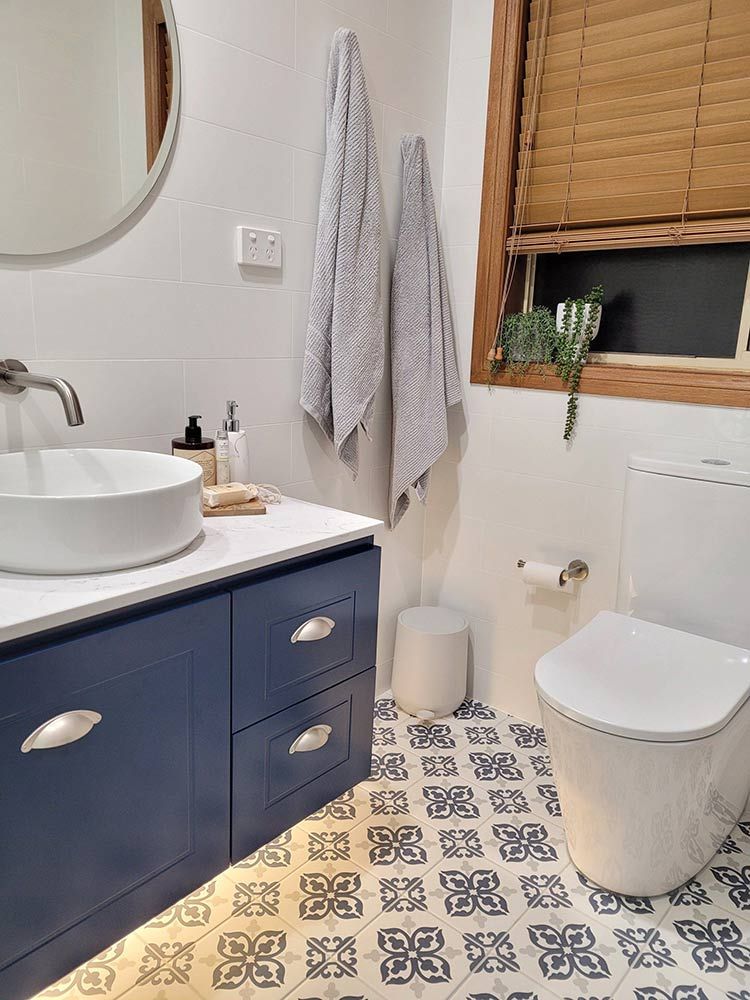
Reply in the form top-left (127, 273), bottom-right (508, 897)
top-left (172, 415), bottom-right (216, 486)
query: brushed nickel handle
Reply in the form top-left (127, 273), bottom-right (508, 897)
top-left (288, 724), bottom-right (332, 755)
top-left (290, 616), bottom-right (335, 644)
top-left (21, 710), bottom-right (102, 753)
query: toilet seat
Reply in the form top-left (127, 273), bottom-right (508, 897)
top-left (535, 611), bottom-right (750, 742)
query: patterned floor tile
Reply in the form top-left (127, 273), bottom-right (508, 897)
top-left (284, 977), bottom-right (389, 1000)
top-left (447, 969), bottom-right (559, 1000)
top-left (36, 934), bottom-right (147, 999)
top-left (373, 696), bottom-right (414, 726)
top-left (349, 815), bottom-right (444, 879)
top-left (396, 721), bottom-right (470, 759)
top-left (402, 776), bottom-right (495, 832)
top-left (187, 914), bottom-right (309, 998)
top-left (479, 813), bottom-right (571, 877)
top-left (367, 747), bottom-right (424, 787)
top-left (420, 858), bottom-right (529, 931)
top-left (276, 859), bottom-right (381, 935)
top-left (140, 873), bottom-right (237, 945)
top-left (616, 963), bottom-right (730, 1000)
top-left (452, 745), bottom-right (537, 788)
top-left (685, 848), bottom-right (750, 920)
top-left (493, 717), bottom-right (549, 755)
top-left (658, 906), bottom-right (750, 989)
top-left (356, 911), bottom-right (473, 1000)
top-left (229, 824), bottom-right (311, 883)
top-left (510, 905), bottom-right (633, 997)
top-left (565, 866), bottom-right (672, 929)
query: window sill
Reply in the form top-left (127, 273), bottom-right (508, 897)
top-left (469, 361), bottom-right (750, 407)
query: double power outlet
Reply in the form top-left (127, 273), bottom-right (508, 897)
top-left (235, 226), bottom-right (283, 269)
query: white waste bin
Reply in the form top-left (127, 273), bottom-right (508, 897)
top-left (391, 606), bottom-right (469, 720)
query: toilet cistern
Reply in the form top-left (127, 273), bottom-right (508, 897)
top-left (0, 359), bottom-right (84, 426)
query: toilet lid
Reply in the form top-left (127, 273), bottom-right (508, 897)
top-left (535, 611), bottom-right (750, 742)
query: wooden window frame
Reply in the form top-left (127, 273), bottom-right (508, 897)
top-left (471, 0), bottom-right (750, 408)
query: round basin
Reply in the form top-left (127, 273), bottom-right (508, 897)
top-left (0, 449), bottom-right (203, 575)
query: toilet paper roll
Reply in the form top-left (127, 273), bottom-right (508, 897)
top-left (521, 560), bottom-right (573, 593)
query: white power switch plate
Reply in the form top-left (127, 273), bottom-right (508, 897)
top-left (236, 226), bottom-right (282, 269)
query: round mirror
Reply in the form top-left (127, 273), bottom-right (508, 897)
top-left (0, 0), bottom-right (180, 257)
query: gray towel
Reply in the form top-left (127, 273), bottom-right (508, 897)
top-left (389, 134), bottom-right (462, 528)
top-left (300, 28), bottom-right (383, 479)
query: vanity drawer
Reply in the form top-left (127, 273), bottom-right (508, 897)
top-left (232, 545), bottom-right (380, 730)
top-left (231, 666), bottom-right (375, 862)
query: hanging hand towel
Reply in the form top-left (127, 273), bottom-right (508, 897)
top-left (389, 134), bottom-right (462, 528)
top-left (300, 28), bottom-right (383, 479)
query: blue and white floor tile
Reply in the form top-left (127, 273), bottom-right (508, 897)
top-left (35, 697), bottom-right (750, 1000)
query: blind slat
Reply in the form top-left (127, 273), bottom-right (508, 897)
top-left (528, 121), bottom-right (750, 167)
top-left (528, 0), bottom-right (743, 47)
top-left (526, 100), bottom-right (750, 153)
top-left (524, 34), bottom-right (750, 95)
top-left (518, 141), bottom-right (750, 186)
top-left (519, 186), bottom-right (750, 228)
top-left (517, 164), bottom-right (749, 206)
top-left (522, 78), bottom-right (750, 134)
top-left (522, 57), bottom-right (750, 117)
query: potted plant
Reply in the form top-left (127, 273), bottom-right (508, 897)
top-left (555, 284), bottom-right (604, 440)
top-left (489, 305), bottom-right (557, 377)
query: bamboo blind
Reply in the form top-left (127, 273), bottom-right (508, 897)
top-left (508, 0), bottom-right (750, 252)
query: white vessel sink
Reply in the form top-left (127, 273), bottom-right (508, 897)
top-left (0, 449), bottom-right (204, 575)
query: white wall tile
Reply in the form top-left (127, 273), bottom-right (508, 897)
top-left (184, 359), bottom-right (304, 433)
top-left (174, 0), bottom-right (296, 67)
top-left (59, 198), bottom-right (181, 281)
top-left (449, 0), bottom-right (494, 60)
top-left (32, 272), bottom-right (181, 360)
top-left (0, 271), bottom-right (36, 359)
top-left (446, 56), bottom-right (490, 124)
top-left (322, 0), bottom-right (388, 31)
top-left (179, 28), bottom-right (326, 153)
top-left (245, 423), bottom-right (293, 486)
top-left (386, 0), bottom-right (453, 57)
top-left (292, 149), bottom-right (325, 225)
top-left (163, 117), bottom-right (293, 219)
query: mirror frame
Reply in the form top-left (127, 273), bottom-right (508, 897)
top-left (1, 0), bottom-right (181, 261)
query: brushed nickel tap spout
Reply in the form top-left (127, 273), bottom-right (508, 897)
top-left (0, 360), bottom-right (84, 427)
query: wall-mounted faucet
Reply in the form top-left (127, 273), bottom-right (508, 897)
top-left (0, 359), bottom-right (85, 427)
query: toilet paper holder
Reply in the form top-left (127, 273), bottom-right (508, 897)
top-left (517, 558), bottom-right (590, 584)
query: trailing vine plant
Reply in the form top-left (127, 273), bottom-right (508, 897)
top-left (555, 284), bottom-right (604, 440)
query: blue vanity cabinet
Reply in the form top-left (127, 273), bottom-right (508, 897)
top-left (0, 537), bottom-right (380, 1000)
top-left (0, 595), bottom-right (231, 1000)
top-left (232, 546), bottom-right (381, 730)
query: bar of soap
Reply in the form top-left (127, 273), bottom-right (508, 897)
top-left (203, 483), bottom-right (253, 509)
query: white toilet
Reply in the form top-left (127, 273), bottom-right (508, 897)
top-left (535, 453), bottom-right (750, 897)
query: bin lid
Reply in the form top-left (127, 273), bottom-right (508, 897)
top-left (399, 606), bottom-right (467, 635)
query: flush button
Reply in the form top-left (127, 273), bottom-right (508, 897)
top-left (701, 458), bottom-right (731, 466)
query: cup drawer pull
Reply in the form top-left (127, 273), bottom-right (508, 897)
top-left (21, 710), bottom-right (102, 753)
top-left (290, 616), bottom-right (336, 644)
top-left (288, 724), bottom-right (332, 755)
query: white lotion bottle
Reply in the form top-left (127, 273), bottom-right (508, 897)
top-left (215, 425), bottom-right (231, 485)
top-left (225, 400), bottom-right (251, 483)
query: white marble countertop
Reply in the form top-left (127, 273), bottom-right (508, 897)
top-left (0, 498), bottom-right (382, 645)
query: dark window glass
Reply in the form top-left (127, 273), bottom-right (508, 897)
top-left (532, 243), bottom-right (750, 358)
